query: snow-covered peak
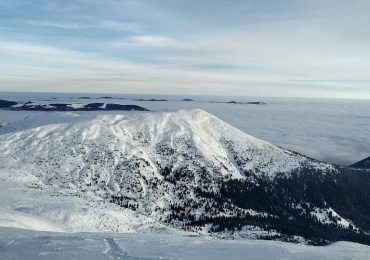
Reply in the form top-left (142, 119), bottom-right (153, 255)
top-left (0, 109), bottom-right (337, 235)
top-left (0, 109), bottom-right (332, 181)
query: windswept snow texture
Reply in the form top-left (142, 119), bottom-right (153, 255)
top-left (1, 227), bottom-right (370, 260)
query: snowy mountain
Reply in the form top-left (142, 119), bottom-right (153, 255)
top-left (351, 157), bottom-right (370, 169)
top-left (0, 109), bottom-right (369, 245)
top-left (0, 99), bottom-right (148, 111)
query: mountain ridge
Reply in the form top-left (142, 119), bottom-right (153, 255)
top-left (350, 157), bottom-right (370, 169)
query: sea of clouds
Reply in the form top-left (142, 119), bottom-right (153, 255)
top-left (1, 92), bottom-right (368, 166)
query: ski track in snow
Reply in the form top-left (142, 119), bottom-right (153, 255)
top-left (104, 237), bottom-right (128, 259)
top-left (104, 237), bottom-right (166, 260)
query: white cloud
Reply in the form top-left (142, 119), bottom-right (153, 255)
top-left (98, 20), bottom-right (143, 32)
top-left (22, 19), bottom-right (143, 32)
top-left (0, 41), bottom-right (69, 56)
top-left (107, 35), bottom-right (178, 49)
top-left (25, 20), bottom-right (82, 29)
top-left (131, 35), bottom-right (176, 47)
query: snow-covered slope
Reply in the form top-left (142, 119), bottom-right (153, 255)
top-left (0, 109), bottom-right (369, 245)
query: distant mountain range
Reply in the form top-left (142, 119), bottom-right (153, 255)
top-left (0, 109), bottom-right (369, 246)
top-left (0, 99), bottom-right (148, 111)
top-left (210, 101), bottom-right (265, 105)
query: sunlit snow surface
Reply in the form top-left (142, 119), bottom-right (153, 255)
top-left (1, 227), bottom-right (370, 260)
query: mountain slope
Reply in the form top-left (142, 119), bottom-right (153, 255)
top-left (350, 157), bottom-right (370, 169)
top-left (0, 109), bottom-right (369, 245)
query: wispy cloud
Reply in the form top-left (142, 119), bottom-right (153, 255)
top-left (0, 41), bottom-right (71, 56)
top-left (24, 20), bottom-right (83, 29)
top-left (0, 41), bottom-right (276, 94)
top-left (130, 35), bottom-right (175, 47)
top-left (107, 35), bottom-right (177, 48)
top-left (19, 19), bottom-right (143, 32)
top-left (98, 20), bottom-right (143, 32)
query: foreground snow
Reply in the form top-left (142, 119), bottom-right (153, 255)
top-left (1, 227), bottom-right (370, 260)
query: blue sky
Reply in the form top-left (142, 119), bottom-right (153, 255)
top-left (0, 0), bottom-right (370, 98)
